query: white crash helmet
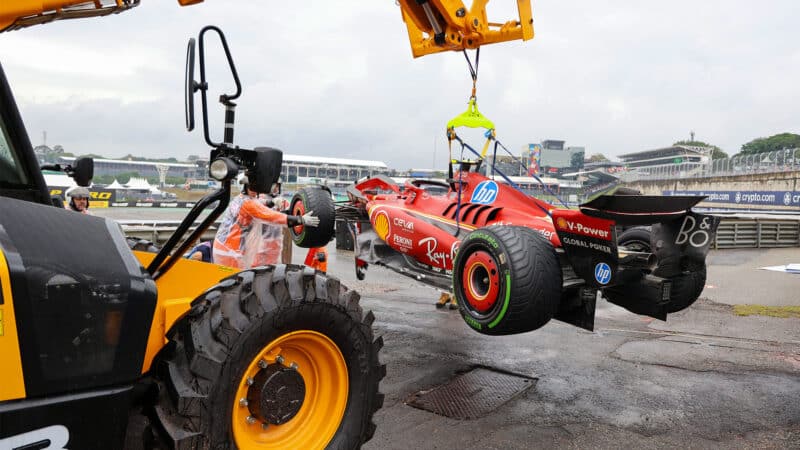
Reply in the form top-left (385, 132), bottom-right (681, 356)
top-left (65, 186), bottom-right (90, 200)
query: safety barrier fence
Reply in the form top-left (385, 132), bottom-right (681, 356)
top-left (119, 214), bottom-right (800, 250)
top-left (712, 216), bottom-right (800, 249)
top-left (619, 148), bottom-right (800, 182)
top-left (119, 220), bottom-right (218, 246)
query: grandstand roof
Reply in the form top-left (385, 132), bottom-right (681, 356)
top-left (60, 156), bottom-right (195, 168)
top-left (61, 154), bottom-right (387, 169)
top-left (618, 145), bottom-right (711, 162)
top-left (283, 154), bottom-right (387, 169)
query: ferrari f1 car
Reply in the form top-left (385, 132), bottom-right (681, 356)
top-left (289, 158), bottom-right (720, 335)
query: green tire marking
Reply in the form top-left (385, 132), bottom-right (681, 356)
top-left (463, 314), bottom-right (482, 330)
top-left (487, 273), bottom-right (511, 329)
top-left (466, 232), bottom-right (499, 249)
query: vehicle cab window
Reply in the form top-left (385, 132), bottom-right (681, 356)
top-left (0, 118), bottom-right (27, 186)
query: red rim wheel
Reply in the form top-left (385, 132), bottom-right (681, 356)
top-left (461, 250), bottom-right (500, 313)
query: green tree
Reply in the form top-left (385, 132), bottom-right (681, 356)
top-left (165, 176), bottom-right (186, 186)
top-left (120, 153), bottom-right (181, 163)
top-left (588, 153), bottom-right (609, 162)
top-left (115, 171), bottom-right (141, 184)
top-left (92, 174), bottom-right (116, 185)
top-left (740, 133), bottom-right (800, 156)
top-left (673, 140), bottom-right (728, 160)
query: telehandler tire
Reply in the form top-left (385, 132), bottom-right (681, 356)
top-left (290, 186), bottom-right (336, 248)
top-left (151, 264), bottom-right (384, 449)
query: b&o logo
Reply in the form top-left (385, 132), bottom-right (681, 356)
top-left (470, 180), bottom-right (499, 205)
top-left (675, 215), bottom-right (712, 248)
top-left (594, 262), bottom-right (612, 285)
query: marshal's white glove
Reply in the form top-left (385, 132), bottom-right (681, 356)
top-left (302, 210), bottom-right (320, 227)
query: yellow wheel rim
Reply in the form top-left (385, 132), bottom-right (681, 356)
top-left (232, 330), bottom-right (349, 449)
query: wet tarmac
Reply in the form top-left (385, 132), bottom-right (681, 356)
top-left (315, 246), bottom-right (800, 450)
top-left (103, 208), bottom-right (800, 448)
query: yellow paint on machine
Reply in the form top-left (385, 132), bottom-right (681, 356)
top-left (0, 249), bottom-right (26, 401)
top-left (134, 250), bottom-right (236, 373)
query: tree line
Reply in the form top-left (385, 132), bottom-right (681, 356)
top-left (673, 132), bottom-right (800, 160)
top-left (588, 132), bottom-right (800, 163)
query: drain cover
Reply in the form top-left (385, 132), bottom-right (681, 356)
top-left (406, 366), bottom-right (536, 419)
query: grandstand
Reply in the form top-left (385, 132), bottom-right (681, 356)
top-left (280, 154), bottom-right (389, 182)
top-left (58, 156), bottom-right (196, 179)
top-left (57, 154), bottom-right (389, 184)
top-left (618, 145), bottom-right (712, 178)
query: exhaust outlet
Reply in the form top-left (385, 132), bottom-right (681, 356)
top-left (618, 249), bottom-right (656, 270)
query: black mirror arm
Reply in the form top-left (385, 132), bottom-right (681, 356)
top-left (198, 25), bottom-right (243, 149)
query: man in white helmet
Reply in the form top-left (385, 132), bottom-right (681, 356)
top-left (64, 186), bottom-right (91, 214)
top-left (213, 176), bottom-right (319, 269)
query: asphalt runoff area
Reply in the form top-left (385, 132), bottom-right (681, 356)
top-left (104, 202), bottom-right (798, 449)
top-left (314, 246), bottom-right (799, 449)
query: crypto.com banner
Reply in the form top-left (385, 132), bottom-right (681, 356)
top-left (663, 190), bottom-right (800, 208)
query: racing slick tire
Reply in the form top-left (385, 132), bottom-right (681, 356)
top-left (453, 225), bottom-right (562, 336)
top-left (290, 186), bottom-right (336, 248)
top-left (151, 265), bottom-right (384, 449)
top-left (611, 227), bottom-right (706, 313)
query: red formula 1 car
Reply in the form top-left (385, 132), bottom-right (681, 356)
top-left (289, 161), bottom-right (720, 335)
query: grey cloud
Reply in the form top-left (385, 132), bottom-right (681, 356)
top-left (1, 0), bottom-right (797, 170)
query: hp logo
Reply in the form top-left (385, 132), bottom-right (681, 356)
top-left (470, 181), bottom-right (499, 205)
top-left (594, 262), bottom-right (612, 285)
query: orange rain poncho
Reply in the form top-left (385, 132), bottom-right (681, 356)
top-left (213, 193), bottom-right (288, 269)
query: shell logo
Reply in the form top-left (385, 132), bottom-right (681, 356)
top-left (374, 211), bottom-right (390, 240)
top-left (556, 217), bottom-right (568, 230)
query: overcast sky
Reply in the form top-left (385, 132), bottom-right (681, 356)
top-left (0, 1), bottom-right (797, 170)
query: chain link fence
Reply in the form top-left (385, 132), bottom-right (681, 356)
top-left (619, 148), bottom-right (800, 182)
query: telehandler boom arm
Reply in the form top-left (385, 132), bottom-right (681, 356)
top-left (0, 0), bottom-right (200, 32)
top-left (1, 0), bottom-right (534, 57)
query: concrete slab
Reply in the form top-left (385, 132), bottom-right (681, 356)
top-left (705, 248), bottom-right (800, 307)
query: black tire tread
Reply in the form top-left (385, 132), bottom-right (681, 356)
top-left (291, 187), bottom-right (336, 248)
top-left (455, 225), bottom-right (562, 336)
top-left (152, 264), bottom-right (383, 449)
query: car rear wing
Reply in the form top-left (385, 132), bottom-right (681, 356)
top-left (552, 195), bottom-right (720, 289)
top-left (579, 194), bottom-right (705, 226)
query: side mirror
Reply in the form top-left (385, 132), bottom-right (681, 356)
top-left (185, 38), bottom-right (196, 132)
top-left (72, 157), bottom-right (94, 187)
top-left (194, 25), bottom-right (242, 148)
top-left (246, 147), bottom-right (283, 194)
